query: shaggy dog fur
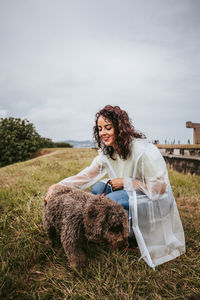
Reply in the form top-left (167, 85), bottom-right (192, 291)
top-left (43, 185), bottom-right (128, 270)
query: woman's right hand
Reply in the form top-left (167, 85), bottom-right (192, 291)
top-left (45, 183), bottom-right (60, 203)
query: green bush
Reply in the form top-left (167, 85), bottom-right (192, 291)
top-left (0, 117), bottom-right (54, 167)
top-left (54, 141), bottom-right (73, 148)
top-left (39, 137), bottom-right (55, 148)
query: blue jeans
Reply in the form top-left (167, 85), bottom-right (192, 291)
top-left (91, 181), bottom-right (129, 215)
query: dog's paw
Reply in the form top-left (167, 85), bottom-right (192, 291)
top-left (69, 253), bottom-right (86, 271)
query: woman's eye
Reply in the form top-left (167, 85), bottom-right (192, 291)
top-left (98, 126), bottom-right (112, 132)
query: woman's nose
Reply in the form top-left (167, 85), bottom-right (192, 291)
top-left (101, 128), bottom-right (106, 135)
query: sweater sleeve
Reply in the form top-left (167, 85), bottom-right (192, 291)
top-left (142, 143), bottom-right (168, 200)
top-left (143, 143), bottom-right (167, 178)
top-left (124, 143), bottom-right (168, 200)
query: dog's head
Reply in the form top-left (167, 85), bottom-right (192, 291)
top-left (84, 195), bottom-right (128, 249)
top-left (44, 185), bottom-right (75, 206)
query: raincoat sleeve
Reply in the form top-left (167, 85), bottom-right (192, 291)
top-left (131, 143), bottom-right (168, 200)
top-left (58, 155), bottom-right (107, 190)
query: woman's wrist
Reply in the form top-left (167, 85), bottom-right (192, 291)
top-left (132, 179), bottom-right (138, 190)
top-left (109, 178), bottom-right (124, 190)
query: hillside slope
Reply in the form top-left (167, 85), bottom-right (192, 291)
top-left (0, 148), bottom-right (200, 299)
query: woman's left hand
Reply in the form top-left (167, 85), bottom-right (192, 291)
top-left (110, 178), bottom-right (124, 190)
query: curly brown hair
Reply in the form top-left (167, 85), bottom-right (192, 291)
top-left (93, 105), bottom-right (145, 159)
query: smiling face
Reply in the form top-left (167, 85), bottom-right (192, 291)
top-left (97, 116), bottom-right (115, 147)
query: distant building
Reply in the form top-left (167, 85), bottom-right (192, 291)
top-left (153, 140), bottom-right (159, 144)
top-left (186, 122), bottom-right (200, 144)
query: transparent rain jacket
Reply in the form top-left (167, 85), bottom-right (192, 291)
top-left (59, 139), bottom-right (185, 269)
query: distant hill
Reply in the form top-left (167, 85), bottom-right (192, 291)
top-left (63, 140), bottom-right (95, 148)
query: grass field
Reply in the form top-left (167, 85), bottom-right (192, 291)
top-left (0, 148), bottom-right (200, 300)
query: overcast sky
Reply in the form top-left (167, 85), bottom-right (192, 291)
top-left (0, 0), bottom-right (199, 143)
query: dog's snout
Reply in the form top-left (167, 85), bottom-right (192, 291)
top-left (112, 236), bottom-right (128, 249)
top-left (117, 236), bottom-right (124, 244)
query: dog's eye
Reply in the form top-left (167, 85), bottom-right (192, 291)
top-left (109, 224), bottom-right (123, 233)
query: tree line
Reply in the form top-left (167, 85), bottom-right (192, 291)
top-left (0, 117), bottom-right (72, 167)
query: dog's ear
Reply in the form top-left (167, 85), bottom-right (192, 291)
top-left (105, 205), bottom-right (112, 215)
top-left (87, 206), bottom-right (98, 218)
top-left (85, 196), bottom-right (102, 218)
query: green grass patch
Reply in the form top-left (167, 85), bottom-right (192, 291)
top-left (0, 148), bottom-right (200, 299)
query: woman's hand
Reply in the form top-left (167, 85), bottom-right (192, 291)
top-left (109, 178), bottom-right (124, 190)
top-left (45, 183), bottom-right (60, 203)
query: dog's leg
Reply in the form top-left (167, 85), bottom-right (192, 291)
top-left (46, 226), bottom-right (58, 248)
top-left (60, 222), bottom-right (87, 270)
top-left (43, 211), bottom-right (58, 247)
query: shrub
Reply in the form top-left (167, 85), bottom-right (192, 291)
top-left (39, 137), bottom-right (55, 148)
top-left (54, 141), bottom-right (73, 148)
top-left (0, 117), bottom-right (54, 167)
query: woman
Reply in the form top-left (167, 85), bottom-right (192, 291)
top-left (45, 105), bottom-right (185, 269)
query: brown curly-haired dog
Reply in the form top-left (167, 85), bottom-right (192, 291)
top-left (43, 185), bottom-right (128, 270)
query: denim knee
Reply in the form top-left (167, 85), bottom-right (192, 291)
top-left (106, 190), bottom-right (129, 214)
top-left (91, 182), bottom-right (105, 195)
top-left (91, 181), bottom-right (112, 195)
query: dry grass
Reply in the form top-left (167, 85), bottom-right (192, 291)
top-left (0, 148), bottom-right (200, 300)
top-left (157, 144), bottom-right (200, 149)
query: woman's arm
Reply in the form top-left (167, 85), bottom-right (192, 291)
top-left (109, 178), bottom-right (145, 191)
top-left (45, 156), bottom-right (106, 202)
top-left (110, 177), bottom-right (166, 195)
top-left (132, 177), bottom-right (167, 195)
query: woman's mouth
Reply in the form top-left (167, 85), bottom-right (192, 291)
top-left (103, 137), bottom-right (110, 142)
